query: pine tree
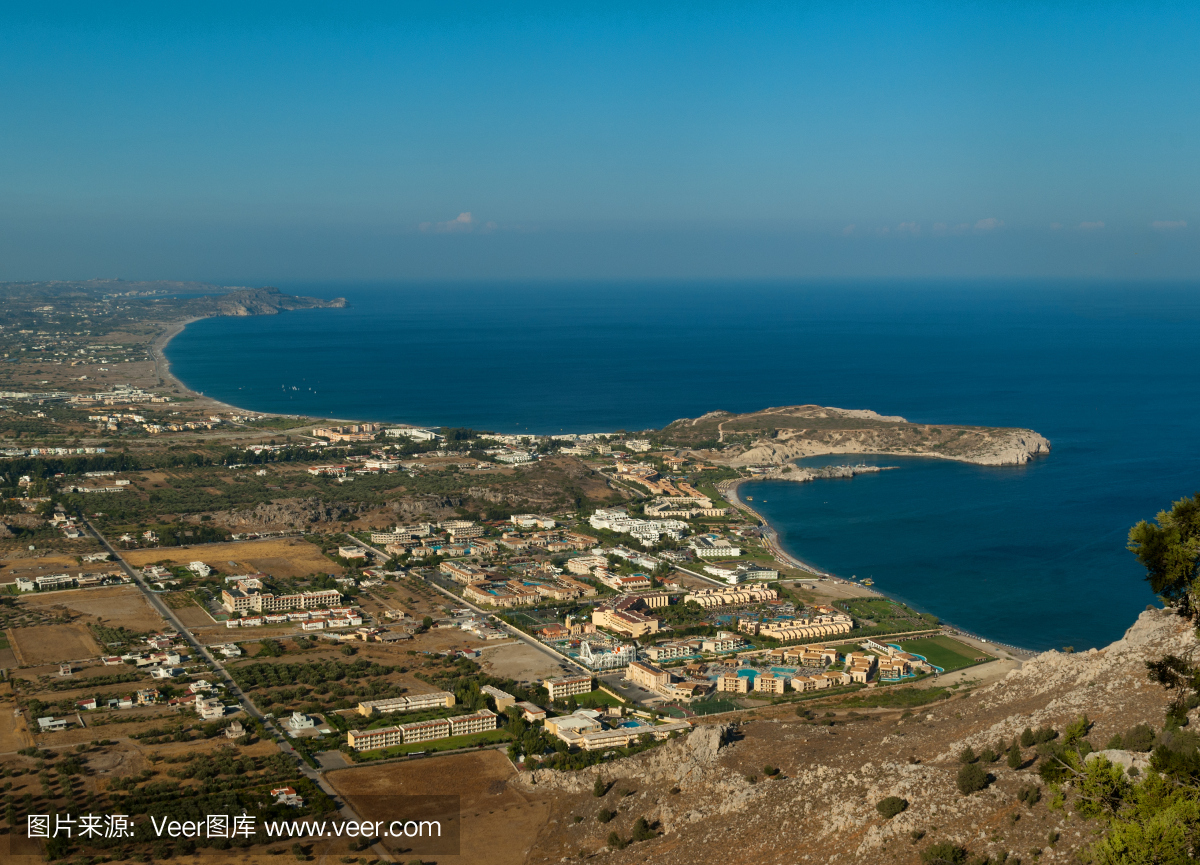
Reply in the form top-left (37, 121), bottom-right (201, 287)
top-left (1007, 743), bottom-right (1023, 770)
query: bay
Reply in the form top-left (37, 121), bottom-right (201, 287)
top-left (166, 281), bottom-right (1200, 650)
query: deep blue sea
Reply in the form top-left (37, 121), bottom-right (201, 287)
top-left (166, 282), bottom-right (1200, 651)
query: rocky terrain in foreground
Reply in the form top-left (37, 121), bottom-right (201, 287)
top-left (663, 405), bottom-right (1050, 467)
top-left (516, 609), bottom-right (1187, 864)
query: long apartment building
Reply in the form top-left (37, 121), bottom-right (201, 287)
top-left (221, 582), bottom-right (342, 614)
top-left (683, 586), bottom-right (779, 609)
top-left (758, 615), bottom-right (853, 642)
top-left (345, 709), bottom-right (498, 751)
top-left (357, 691), bottom-right (456, 717)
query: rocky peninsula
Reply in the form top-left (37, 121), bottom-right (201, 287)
top-left (661, 404), bottom-right (1050, 467)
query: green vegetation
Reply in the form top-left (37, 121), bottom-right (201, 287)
top-left (920, 842), bottom-right (967, 863)
top-left (842, 686), bottom-right (951, 709)
top-left (896, 635), bottom-right (991, 672)
top-left (876, 796), bottom-right (908, 819)
top-left (575, 689), bottom-right (624, 709)
top-left (1127, 492), bottom-right (1200, 615)
top-left (956, 762), bottom-right (989, 795)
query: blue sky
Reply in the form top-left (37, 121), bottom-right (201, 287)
top-left (1, 2), bottom-right (1198, 281)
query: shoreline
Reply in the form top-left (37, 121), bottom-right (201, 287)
top-left (720, 475), bottom-right (1037, 657)
top-left (152, 315), bottom-right (1037, 656)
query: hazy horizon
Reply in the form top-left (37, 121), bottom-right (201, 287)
top-left (3, 2), bottom-right (1198, 281)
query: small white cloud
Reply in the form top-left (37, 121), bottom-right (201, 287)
top-left (896, 222), bottom-right (920, 235)
top-left (842, 224), bottom-right (857, 236)
top-left (1050, 222), bottom-right (1063, 230)
top-left (419, 212), bottom-right (477, 233)
top-left (1152, 220), bottom-right (1187, 231)
top-left (974, 217), bottom-right (1004, 232)
top-left (1078, 221), bottom-right (1105, 231)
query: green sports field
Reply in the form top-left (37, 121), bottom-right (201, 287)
top-left (895, 635), bottom-right (992, 672)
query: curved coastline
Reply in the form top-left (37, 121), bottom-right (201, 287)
top-left (720, 476), bottom-right (1037, 657)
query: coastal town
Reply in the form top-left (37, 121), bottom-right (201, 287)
top-left (0, 282), bottom-right (1041, 863)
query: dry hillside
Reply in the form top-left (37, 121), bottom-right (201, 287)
top-left (517, 609), bottom-right (1187, 864)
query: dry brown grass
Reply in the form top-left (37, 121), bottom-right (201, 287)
top-left (11, 623), bottom-right (101, 665)
top-left (328, 750), bottom-right (549, 865)
top-left (17, 584), bottom-right (167, 632)
top-left (121, 537), bottom-right (343, 578)
top-left (0, 702), bottom-right (34, 751)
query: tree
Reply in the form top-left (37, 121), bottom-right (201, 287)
top-left (593, 778), bottom-right (609, 798)
top-left (959, 746), bottom-right (978, 764)
top-left (631, 817), bottom-right (655, 841)
top-left (956, 762), bottom-right (989, 795)
top-left (1007, 742), bottom-right (1023, 770)
top-left (1128, 493), bottom-right (1200, 615)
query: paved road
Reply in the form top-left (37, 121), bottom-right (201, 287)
top-left (80, 517), bottom-right (396, 862)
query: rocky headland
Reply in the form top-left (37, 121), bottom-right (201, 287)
top-left (661, 405), bottom-right (1050, 467)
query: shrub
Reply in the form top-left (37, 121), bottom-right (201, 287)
top-left (607, 831), bottom-right (627, 851)
top-left (910, 829), bottom-right (926, 842)
top-left (1105, 733), bottom-right (1123, 750)
top-left (592, 778), bottom-right (608, 797)
top-left (596, 809), bottom-right (615, 824)
top-left (763, 765), bottom-right (780, 777)
top-left (980, 747), bottom-right (997, 763)
top-left (956, 763), bottom-right (990, 795)
top-left (1033, 726), bottom-right (1059, 745)
top-left (631, 817), bottom-right (655, 842)
top-left (876, 797), bottom-right (909, 819)
top-left (1020, 727), bottom-right (1035, 748)
top-left (1007, 744), bottom-right (1023, 770)
top-left (1123, 724), bottom-right (1155, 752)
top-left (1017, 783), bottom-right (1041, 807)
top-left (921, 841), bottom-right (967, 863)
top-left (959, 746), bottom-right (978, 764)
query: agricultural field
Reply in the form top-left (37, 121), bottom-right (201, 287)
top-left (17, 584), bottom-right (167, 632)
top-left (896, 635), bottom-right (993, 672)
top-left (121, 537), bottom-right (344, 578)
top-left (328, 749), bottom-right (550, 865)
top-left (0, 552), bottom-right (86, 584)
top-left (10, 623), bottom-right (101, 665)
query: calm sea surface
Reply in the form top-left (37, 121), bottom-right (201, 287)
top-left (167, 282), bottom-right (1200, 650)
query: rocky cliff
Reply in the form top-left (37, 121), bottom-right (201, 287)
top-left (661, 405), bottom-right (1050, 467)
top-left (515, 609), bottom-right (1187, 864)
